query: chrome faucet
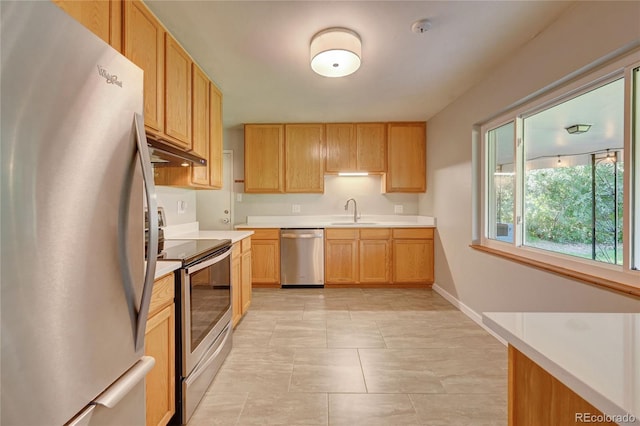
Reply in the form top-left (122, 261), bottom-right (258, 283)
top-left (344, 198), bottom-right (359, 223)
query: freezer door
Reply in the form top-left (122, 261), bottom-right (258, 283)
top-left (68, 357), bottom-right (155, 426)
top-left (1, 2), bottom-right (148, 425)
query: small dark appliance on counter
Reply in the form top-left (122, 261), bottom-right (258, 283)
top-left (145, 207), bottom-right (165, 258)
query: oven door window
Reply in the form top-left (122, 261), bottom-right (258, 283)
top-left (189, 257), bottom-right (231, 349)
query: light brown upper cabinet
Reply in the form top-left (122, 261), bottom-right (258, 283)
top-left (325, 123), bottom-right (386, 173)
top-left (189, 64), bottom-right (210, 187)
top-left (208, 83), bottom-right (223, 189)
top-left (325, 123), bottom-right (356, 172)
top-left (384, 122), bottom-right (426, 192)
top-left (123, 0), bottom-right (164, 135)
top-left (164, 34), bottom-right (192, 150)
top-left (284, 124), bottom-right (325, 193)
top-left (244, 124), bottom-right (285, 193)
top-left (53, 0), bottom-right (122, 51)
top-left (152, 69), bottom-right (224, 190)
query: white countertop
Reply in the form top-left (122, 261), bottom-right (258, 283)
top-left (162, 222), bottom-right (254, 243)
top-left (152, 261), bottom-right (181, 280)
top-left (234, 214), bottom-right (436, 229)
top-left (483, 312), bottom-right (639, 424)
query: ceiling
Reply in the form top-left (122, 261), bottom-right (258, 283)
top-left (493, 77), bottom-right (624, 168)
top-left (146, 0), bottom-right (575, 130)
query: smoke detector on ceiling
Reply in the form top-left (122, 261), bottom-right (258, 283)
top-left (411, 19), bottom-right (432, 34)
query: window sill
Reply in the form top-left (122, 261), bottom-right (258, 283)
top-left (469, 244), bottom-right (640, 298)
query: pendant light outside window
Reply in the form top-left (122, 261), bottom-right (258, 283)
top-left (565, 124), bottom-right (591, 134)
top-left (310, 28), bottom-right (361, 78)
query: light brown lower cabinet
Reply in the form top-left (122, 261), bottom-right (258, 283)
top-left (392, 228), bottom-right (434, 284)
top-left (508, 345), bottom-right (615, 426)
top-left (247, 229), bottom-right (280, 287)
top-left (241, 238), bottom-right (252, 312)
top-left (325, 232), bottom-right (359, 283)
top-left (145, 273), bottom-right (175, 426)
top-left (325, 227), bottom-right (433, 286)
top-left (232, 236), bottom-right (253, 327)
top-left (359, 229), bottom-right (391, 283)
top-left (232, 243), bottom-right (242, 326)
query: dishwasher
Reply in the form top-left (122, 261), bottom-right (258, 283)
top-left (280, 228), bottom-right (324, 287)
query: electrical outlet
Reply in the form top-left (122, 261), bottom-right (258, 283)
top-left (236, 193), bottom-right (243, 202)
top-left (394, 205), bottom-right (404, 214)
top-left (177, 200), bottom-right (187, 214)
top-left (292, 204), bottom-right (301, 213)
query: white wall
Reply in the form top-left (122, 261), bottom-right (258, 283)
top-left (155, 186), bottom-right (197, 226)
top-left (421, 1), bottom-right (640, 313)
top-left (225, 126), bottom-right (419, 223)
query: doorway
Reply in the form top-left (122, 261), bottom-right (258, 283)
top-left (196, 150), bottom-right (234, 230)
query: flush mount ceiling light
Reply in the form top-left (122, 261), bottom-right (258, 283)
top-left (565, 124), bottom-right (591, 134)
top-left (310, 28), bottom-right (361, 78)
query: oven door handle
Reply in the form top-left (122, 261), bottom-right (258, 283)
top-left (186, 247), bottom-right (232, 275)
top-left (185, 325), bottom-right (232, 386)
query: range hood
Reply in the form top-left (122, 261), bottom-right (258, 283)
top-left (146, 134), bottom-right (207, 167)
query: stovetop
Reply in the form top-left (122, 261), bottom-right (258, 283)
top-left (158, 239), bottom-right (231, 266)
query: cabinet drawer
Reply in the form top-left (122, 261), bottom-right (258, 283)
top-left (248, 228), bottom-right (280, 240)
top-left (150, 273), bottom-right (174, 317)
top-left (392, 228), bottom-right (434, 239)
top-left (359, 228), bottom-right (391, 240)
top-left (241, 237), bottom-right (251, 253)
top-left (326, 228), bottom-right (358, 239)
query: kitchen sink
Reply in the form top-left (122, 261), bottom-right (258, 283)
top-left (329, 222), bottom-right (377, 226)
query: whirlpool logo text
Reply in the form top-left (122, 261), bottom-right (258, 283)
top-left (97, 65), bottom-right (123, 87)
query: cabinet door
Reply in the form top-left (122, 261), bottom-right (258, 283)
top-left (53, 0), bottom-right (121, 51)
top-left (241, 250), bottom-right (252, 313)
top-left (325, 123), bottom-right (356, 173)
top-left (209, 83), bottom-right (223, 189)
top-left (123, 0), bottom-right (164, 134)
top-left (385, 122), bottom-right (426, 192)
top-left (325, 239), bottom-right (358, 284)
top-left (250, 240), bottom-right (280, 284)
top-left (190, 64), bottom-right (210, 186)
top-left (164, 34), bottom-right (192, 149)
top-left (356, 123), bottom-right (386, 172)
top-left (244, 124), bottom-right (284, 193)
top-left (359, 240), bottom-right (391, 283)
top-left (145, 304), bottom-right (175, 426)
top-left (285, 124), bottom-right (325, 193)
top-left (392, 239), bottom-right (434, 283)
top-left (231, 244), bottom-right (242, 327)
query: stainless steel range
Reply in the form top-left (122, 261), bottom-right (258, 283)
top-left (160, 239), bottom-right (232, 424)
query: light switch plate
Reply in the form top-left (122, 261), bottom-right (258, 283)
top-left (292, 204), bottom-right (301, 213)
top-left (177, 200), bottom-right (187, 215)
top-left (394, 205), bottom-right (403, 214)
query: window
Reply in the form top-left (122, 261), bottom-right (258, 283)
top-left (522, 79), bottom-right (624, 265)
top-left (476, 51), bottom-right (640, 294)
top-left (487, 122), bottom-right (515, 243)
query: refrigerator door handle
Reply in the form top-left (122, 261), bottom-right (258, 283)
top-left (93, 356), bottom-right (156, 409)
top-left (133, 113), bottom-right (158, 351)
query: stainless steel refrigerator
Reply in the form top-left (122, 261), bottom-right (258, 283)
top-left (1, 1), bottom-right (159, 425)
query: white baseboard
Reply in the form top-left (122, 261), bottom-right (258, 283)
top-left (432, 283), bottom-right (507, 346)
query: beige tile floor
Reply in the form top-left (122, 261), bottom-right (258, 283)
top-left (188, 288), bottom-right (507, 426)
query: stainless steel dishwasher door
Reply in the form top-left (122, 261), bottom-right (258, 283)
top-left (280, 229), bottom-right (325, 287)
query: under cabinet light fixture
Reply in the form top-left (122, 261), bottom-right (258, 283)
top-left (338, 172), bottom-right (369, 176)
top-left (310, 28), bottom-right (362, 78)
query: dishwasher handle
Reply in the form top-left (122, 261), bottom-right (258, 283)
top-left (281, 232), bottom-right (323, 239)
